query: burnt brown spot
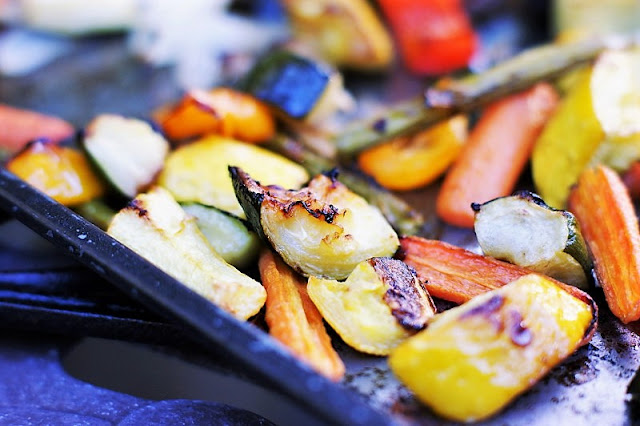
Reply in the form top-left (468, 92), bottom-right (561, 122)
top-left (509, 310), bottom-right (533, 347)
top-left (461, 294), bottom-right (505, 319)
top-left (126, 199), bottom-right (148, 218)
top-left (369, 257), bottom-right (435, 331)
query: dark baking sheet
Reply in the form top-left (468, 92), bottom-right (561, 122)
top-left (1, 3), bottom-right (639, 425)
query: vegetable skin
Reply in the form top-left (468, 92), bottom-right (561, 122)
top-left (259, 250), bottom-right (345, 381)
top-left (568, 165), bottom-right (640, 323)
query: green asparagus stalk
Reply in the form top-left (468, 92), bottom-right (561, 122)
top-left (335, 35), bottom-right (626, 157)
top-left (265, 135), bottom-right (425, 236)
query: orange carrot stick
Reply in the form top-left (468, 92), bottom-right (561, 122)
top-left (258, 250), bottom-right (345, 381)
top-left (435, 83), bottom-right (558, 228)
top-left (0, 104), bottom-right (74, 155)
top-left (399, 235), bottom-right (597, 344)
top-left (568, 165), bottom-right (640, 324)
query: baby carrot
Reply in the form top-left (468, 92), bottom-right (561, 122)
top-left (0, 104), bottom-right (74, 156)
top-left (258, 250), bottom-right (345, 381)
top-left (435, 83), bottom-right (559, 228)
top-left (568, 165), bottom-right (640, 324)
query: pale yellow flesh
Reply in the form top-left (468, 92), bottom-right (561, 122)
top-left (159, 136), bottom-right (309, 218)
top-left (389, 274), bottom-right (593, 423)
top-left (260, 176), bottom-right (399, 280)
top-left (307, 261), bottom-right (412, 355)
top-left (108, 187), bottom-right (266, 320)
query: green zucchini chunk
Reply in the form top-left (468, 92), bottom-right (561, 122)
top-left (83, 114), bottom-right (169, 198)
top-left (181, 203), bottom-right (261, 269)
top-left (241, 50), bottom-right (351, 123)
top-left (230, 166), bottom-right (399, 280)
top-left (472, 190), bottom-right (592, 289)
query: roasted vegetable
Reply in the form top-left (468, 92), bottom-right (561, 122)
top-left (398, 236), bottom-right (597, 310)
top-left (622, 161), bottom-right (640, 198)
top-left (0, 104), bottom-right (74, 159)
top-left (279, 0), bottom-right (393, 70)
top-left (182, 203), bottom-right (261, 269)
top-left (241, 50), bottom-right (353, 124)
top-left (568, 165), bottom-right (640, 323)
top-left (336, 35), bottom-right (613, 157)
top-left (357, 115), bottom-right (468, 191)
top-left (265, 135), bottom-right (425, 236)
top-left (308, 257), bottom-right (435, 355)
top-left (154, 88), bottom-right (276, 143)
top-left (107, 187), bottom-right (266, 320)
top-left (389, 273), bottom-right (596, 423)
top-left (377, 0), bottom-right (477, 75)
top-left (231, 167), bottom-right (399, 280)
top-left (158, 135), bottom-right (309, 218)
top-left (6, 139), bottom-right (105, 205)
top-left (437, 84), bottom-right (558, 228)
top-left (533, 48), bottom-right (640, 208)
top-left (259, 250), bottom-right (345, 381)
top-left (83, 114), bottom-right (169, 198)
top-left (473, 191), bottom-right (592, 289)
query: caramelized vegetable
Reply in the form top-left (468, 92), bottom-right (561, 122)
top-left (84, 114), bottom-right (170, 198)
top-left (357, 115), bottom-right (467, 191)
top-left (568, 165), bottom-right (640, 323)
top-left (308, 257), bottom-right (435, 355)
top-left (622, 161), bottom-right (640, 198)
top-left (6, 140), bottom-right (105, 205)
top-left (279, 0), bottom-right (393, 70)
top-left (158, 135), bottom-right (309, 218)
top-left (265, 135), bottom-right (426, 236)
top-left (437, 83), bottom-right (559, 228)
top-left (259, 250), bottom-right (345, 381)
top-left (155, 88), bottom-right (276, 143)
top-left (0, 104), bottom-right (74, 158)
top-left (473, 191), bottom-right (592, 289)
top-left (231, 167), bottom-right (399, 280)
top-left (107, 187), bottom-right (266, 320)
top-left (389, 273), bottom-right (595, 423)
top-left (398, 235), bottom-right (596, 313)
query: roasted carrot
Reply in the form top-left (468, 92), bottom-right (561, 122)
top-left (0, 104), bottom-right (74, 156)
top-left (622, 161), bottom-right (640, 199)
top-left (398, 235), bottom-right (597, 345)
top-left (568, 165), bottom-right (640, 324)
top-left (258, 250), bottom-right (345, 381)
top-left (155, 88), bottom-right (275, 143)
top-left (435, 83), bottom-right (559, 228)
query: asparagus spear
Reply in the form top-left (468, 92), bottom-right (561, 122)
top-left (265, 135), bottom-right (426, 236)
top-left (335, 35), bottom-right (626, 157)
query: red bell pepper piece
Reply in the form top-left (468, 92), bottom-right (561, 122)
top-left (377, 0), bottom-right (478, 75)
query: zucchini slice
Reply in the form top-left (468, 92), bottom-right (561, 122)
top-left (307, 257), bottom-right (435, 355)
top-left (158, 135), bottom-right (309, 218)
top-left (84, 114), bottom-right (169, 198)
top-left (181, 203), bottom-right (261, 270)
top-left (472, 190), bottom-right (592, 289)
top-left (107, 187), bottom-right (266, 320)
top-left (241, 50), bottom-right (353, 124)
top-left (230, 167), bottom-right (399, 280)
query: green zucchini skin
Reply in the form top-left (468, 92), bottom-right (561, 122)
top-left (240, 50), bottom-right (332, 120)
top-left (229, 166), bottom-right (268, 243)
top-left (181, 203), bottom-right (261, 270)
top-left (473, 190), bottom-right (593, 289)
